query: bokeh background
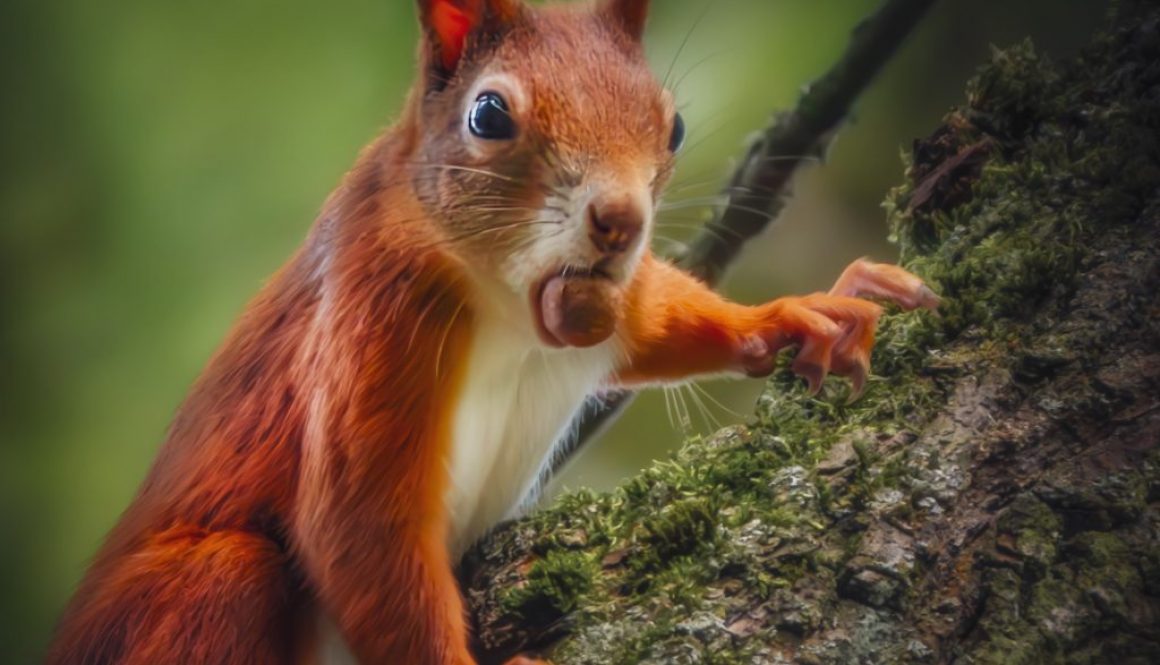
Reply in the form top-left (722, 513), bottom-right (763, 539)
top-left (0, 0), bottom-right (1106, 661)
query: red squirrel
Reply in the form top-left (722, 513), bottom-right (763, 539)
top-left (47, 1), bottom-right (938, 663)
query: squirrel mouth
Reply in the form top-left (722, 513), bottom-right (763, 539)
top-left (531, 267), bottom-right (622, 349)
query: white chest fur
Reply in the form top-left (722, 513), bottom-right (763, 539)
top-left (444, 312), bottom-right (617, 558)
top-left (314, 305), bottom-right (617, 665)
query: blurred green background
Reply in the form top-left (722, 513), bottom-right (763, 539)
top-left (0, 0), bottom-right (1104, 661)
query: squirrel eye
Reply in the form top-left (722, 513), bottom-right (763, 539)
top-left (668, 112), bottom-right (686, 153)
top-left (468, 92), bottom-right (517, 140)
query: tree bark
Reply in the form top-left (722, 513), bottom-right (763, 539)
top-left (464, 5), bottom-right (1160, 664)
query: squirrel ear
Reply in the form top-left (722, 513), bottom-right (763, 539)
top-left (601, 0), bottom-right (651, 41)
top-left (417, 0), bottom-right (520, 76)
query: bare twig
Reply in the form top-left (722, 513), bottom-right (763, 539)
top-left (542, 0), bottom-right (939, 485)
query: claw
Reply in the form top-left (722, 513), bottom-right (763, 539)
top-left (792, 359), bottom-right (827, 396)
top-left (915, 284), bottom-right (941, 311)
top-left (791, 331), bottom-right (833, 396)
top-left (846, 359), bottom-right (868, 403)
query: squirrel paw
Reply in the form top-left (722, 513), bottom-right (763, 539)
top-left (743, 261), bottom-right (937, 399)
top-left (503, 657), bottom-right (551, 665)
top-left (743, 294), bottom-right (882, 398)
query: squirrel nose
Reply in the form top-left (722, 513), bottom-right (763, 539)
top-left (587, 200), bottom-right (643, 255)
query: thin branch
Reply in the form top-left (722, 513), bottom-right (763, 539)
top-left (541, 0), bottom-right (940, 485)
top-left (680, 0), bottom-right (939, 284)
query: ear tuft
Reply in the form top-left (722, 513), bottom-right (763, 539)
top-left (420, 0), bottom-right (480, 72)
top-left (419, 0), bottom-right (520, 77)
top-left (602, 0), bottom-right (651, 42)
top-left (429, 0), bottom-right (477, 71)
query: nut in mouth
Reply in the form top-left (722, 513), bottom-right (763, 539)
top-left (531, 266), bottom-right (622, 348)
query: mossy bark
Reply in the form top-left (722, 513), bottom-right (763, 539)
top-left (463, 6), bottom-right (1160, 664)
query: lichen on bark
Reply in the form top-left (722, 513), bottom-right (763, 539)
top-left (463, 5), bottom-right (1160, 663)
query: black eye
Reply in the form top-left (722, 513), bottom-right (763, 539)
top-left (668, 112), bottom-right (686, 152)
top-left (468, 92), bottom-right (517, 140)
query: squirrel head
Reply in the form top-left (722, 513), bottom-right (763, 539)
top-left (408, 0), bottom-right (682, 348)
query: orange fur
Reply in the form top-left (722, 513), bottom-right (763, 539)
top-left (46, 123), bottom-right (482, 664)
top-left (614, 254), bottom-right (890, 391)
top-left (46, 1), bottom-right (934, 664)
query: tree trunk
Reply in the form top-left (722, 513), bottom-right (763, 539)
top-left (463, 5), bottom-right (1160, 663)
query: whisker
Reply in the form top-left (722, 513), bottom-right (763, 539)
top-left (432, 219), bottom-right (564, 249)
top-left (663, 177), bottom-right (730, 198)
top-left (663, 0), bottom-right (718, 89)
top-left (668, 154), bottom-right (824, 197)
top-left (661, 199), bottom-right (782, 226)
top-left (671, 48), bottom-right (735, 97)
top-left (673, 385), bottom-right (693, 433)
top-left (691, 382), bottom-right (743, 418)
top-left (654, 221), bottom-right (742, 245)
top-left (469, 206), bottom-right (562, 217)
top-left (675, 116), bottom-right (742, 164)
top-left (659, 195), bottom-right (729, 211)
top-left (406, 162), bottom-right (517, 183)
top-left (651, 234), bottom-right (692, 255)
top-left (662, 386), bottom-right (677, 431)
top-left (684, 383), bottom-right (720, 431)
top-left (435, 299), bottom-right (469, 381)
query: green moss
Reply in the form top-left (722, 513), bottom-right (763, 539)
top-left (1068, 532), bottom-right (1133, 579)
top-left (971, 567), bottom-right (1062, 664)
top-left (641, 497), bottom-right (718, 560)
top-left (996, 494), bottom-right (1062, 576)
top-left (502, 550), bottom-right (599, 619)
top-left (965, 40), bottom-right (1062, 140)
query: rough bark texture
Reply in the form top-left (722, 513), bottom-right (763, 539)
top-left (463, 5), bottom-right (1160, 664)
